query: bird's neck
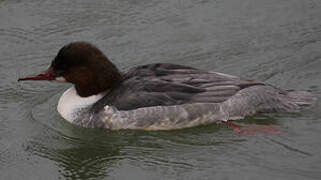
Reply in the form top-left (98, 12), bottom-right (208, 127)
top-left (74, 59), bottom-right (123, 97)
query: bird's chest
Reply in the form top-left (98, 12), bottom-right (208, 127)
top-left (57, 87), bottom-right (106, 123)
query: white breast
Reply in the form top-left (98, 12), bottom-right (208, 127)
top-left (57, 87), bottom-right (106, 123)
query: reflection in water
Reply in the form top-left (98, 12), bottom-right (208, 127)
top-left (26, 122), bottom-right (244, 179)
top-left (26, 130), bottom-right (125, 179)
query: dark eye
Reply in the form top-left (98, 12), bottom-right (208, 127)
top-left (54, 69), bottom-right (65, 76)
top-left (52, 58), bottom-right (69, 76)
top-left (58, 63), bottom-right (69, 70)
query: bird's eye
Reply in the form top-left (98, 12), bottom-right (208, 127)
top-left (59, 63), bottom-right (69, 70)
top-left (54, 68), bottom-right (65, 76)
top-left (52, 60), bottom-right (69, 76)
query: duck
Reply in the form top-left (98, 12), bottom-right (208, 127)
top-left (18, 42), bottom-right (316, 130)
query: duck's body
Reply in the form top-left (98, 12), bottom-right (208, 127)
top-left (58, 63), bottom-right (314, 130)
top-left (19, 42), bottom-right (316, 130)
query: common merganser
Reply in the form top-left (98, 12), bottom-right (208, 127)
top-left (18, 42), bottom-right (316, 130)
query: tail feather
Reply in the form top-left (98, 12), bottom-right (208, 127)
top-left (286, 90), bottom-right (317, 109)
top-left (221, 86), bottom-right (317, 121)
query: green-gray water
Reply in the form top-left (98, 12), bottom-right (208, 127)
top-left (1, 0), bottom-right (321, 179)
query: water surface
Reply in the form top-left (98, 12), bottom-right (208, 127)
top-left (1, 0), bottom-right (321, 179)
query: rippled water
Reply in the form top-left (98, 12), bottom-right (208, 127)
top-left (1, 0), bottom-right (321, 179)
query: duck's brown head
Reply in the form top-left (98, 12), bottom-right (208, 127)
top-left (19, 42), bottom-right (122, 97)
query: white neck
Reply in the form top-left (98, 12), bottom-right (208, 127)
top-left (57, 86), bottom-right (106, 123)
